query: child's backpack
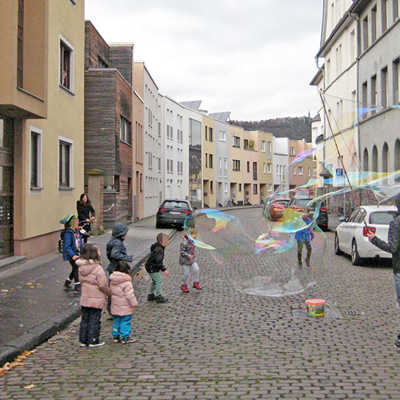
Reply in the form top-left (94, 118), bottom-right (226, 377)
top-left (58, 230), bottom-right (65, 254)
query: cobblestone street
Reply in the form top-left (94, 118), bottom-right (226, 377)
top-left (1, 208), bottom-right (400, 399)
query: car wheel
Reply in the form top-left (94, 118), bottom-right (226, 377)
top-left (334, 234), bottom-right (343, 255)
top-left (351, 240), bottom-right (362, 266)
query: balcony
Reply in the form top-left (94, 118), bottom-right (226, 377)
top-left (0, 0), bottom-right (48, 119)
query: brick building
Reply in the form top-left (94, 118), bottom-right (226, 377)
top-left (84, 21), bottom-right (135, 228)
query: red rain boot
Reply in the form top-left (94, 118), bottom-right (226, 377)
top-left (193, 282), bottom-right (203, 290)
top-left (181, 284), bottom-right (189, 293)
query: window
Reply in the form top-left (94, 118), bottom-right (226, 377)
top-left (363, 148), bottom-right (369, 171)
top-left (382, 142), bottom-right (389, 172)
top-left (394, 0), bottom-right (399, 21)
top-left (209, 127), bottom-right (213, 142)
top-left (298, 166), bottom-right (303, 176)
top-left (247, 161), bottom-right (250, 173)
top-left (370, 211), bottom-right (397, 224)
top-left (261, 141), bottom-right (266, 152)
top-left (394, 58), bottom-right (400, 104)
top-left (268, 142), bottom-right (272, 155)
top-left (382, 0), bottom-right (388, 33)
top-left (98, 56), bottom-right (108, 68)
top-left (308, 167), bottom-right (311, 177)
top-left (158, 122), bottom-right (161, 138)
top-left (362, 81), bottom-right (368, 116)
top-left (60, 38), bottom-right (73, 91)
top-left (267, 163), bottom-right (272, 173)
top-left (381, 67), bottom-right (388, 108)
top-left (372, 145), bottom-right (378, 171)
top-left (209, 154), bottom-right (213, 169)
top-left (233, 160), bottom-right (241, 171)
top-left (371, 75), bottom-right (377, 113)
top-left (263, 163), bottom-right (267, 174)
top-left (120, 116), bottom-right (131, 144)
top-left (158, 157), bottom-right (161, 172)
top-left (290, 146), bottom-right (295, 156)
top-left (30, 128), bottom-right (42, 189)
top-left (253, 184), bottom-right (258, 195)
top-left (239, 184), bottom-right (242, 192)
top-left (205, 153), bottom-right (208, 168)
top-left (59, 139), bottom-right (72, 188)
top-left (210, 181), bottom-right (213, 194)
top-left (219, 157), bottom-right (222, 174)
top-left (371, 5), bottom-right (377, 43)
top-left (224, 183), bottom-right (228, 193)
top-left (113, 175), bottom-right (120, 192)
top-left (224, 158), bottom-right (228, 176)
top-left (148, 152), bottom-right (152, 170)
top-left (204, 126), bottom-right (208, 141)
top-left (293, 167), bottom-right (297, 176)
top-left (233, 136), bottom-right (240, 148)
top-left (244, 139), bottom-right (249, 150)
top-left (363, 16), bottom-right (369, 51)
top-left (220, 131), bottom-right (226, 141)
top-left (167, 159), bottom-right (173, 174)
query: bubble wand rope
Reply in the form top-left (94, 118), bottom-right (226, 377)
top-left (318, 90), bottom-right (367, 227)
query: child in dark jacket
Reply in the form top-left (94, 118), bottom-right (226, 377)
top-left (145, 233), bottom-right (169, 303)
top-left (106, 223), bottom-right (133, 275)
top-left (179, 229), bottom-right (202, 293)
top-left (60, 215), bottom-right (84, 292)
top-left (295, 211), bottom-right (314, 267)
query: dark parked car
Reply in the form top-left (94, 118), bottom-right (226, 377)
top-left (156, 200), bottom-right (192, 229)
top-left (288, 197), bottom-right (329, 231)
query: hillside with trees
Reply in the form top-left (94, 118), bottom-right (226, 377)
top-left (231, 116), bottom-right (312, 142)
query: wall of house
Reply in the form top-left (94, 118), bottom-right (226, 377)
top-left (161, 96), bottom-right (189, 201)
top-left (202, 115), bottom-right (216, 208)
top-left (229, 124), bottom-right (245, 204)
top-left (13, 0), bottom-right (85, 257)
top-left (214, 119), bottom-right (230, 206)
top-left (358, 2), bottom-right (400, 175)
top-left (257, 131), bottom-right (274, 201)
top-left (133, 90), bottom-right (144, 220)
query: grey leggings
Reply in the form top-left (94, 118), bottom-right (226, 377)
top-left (182, 262), bottom-right (200, 285)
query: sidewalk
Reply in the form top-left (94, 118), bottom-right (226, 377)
top-left (0, 216), bottom-right (173, 365)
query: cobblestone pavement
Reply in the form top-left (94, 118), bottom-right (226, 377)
top-left (1, 208), bottom-right (400, 399)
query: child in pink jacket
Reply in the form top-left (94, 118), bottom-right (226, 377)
top-left (110, 261), bottom-right (138, 344)
top-left (77, 244), bottom-right (109, 348)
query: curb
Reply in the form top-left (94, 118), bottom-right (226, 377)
top-left (0, 306), bottom-right (81, 366)
top-left (0, 228), bottom-right (178, 367)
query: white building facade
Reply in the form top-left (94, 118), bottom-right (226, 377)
top-left (160, 95), bottom-right (189, 201)
top-left (143, 66), bottom-right (163, 217)
top-left (315, 0), bottom-right (359, 187)
top-left (209, 113), bottom-right (231, 206)
top-left (273, 137), bottom-right (289, 192)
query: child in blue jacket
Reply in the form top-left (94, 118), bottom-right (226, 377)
top-left (60, 215), bottom-right (84, 292)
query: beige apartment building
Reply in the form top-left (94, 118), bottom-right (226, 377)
top-left (289, 139), bottom-right (317, 196)
top-left (242, 130), bottom-right (260, 205)
top-left (202, 115), bottom-right (216, 208)
top-left (0, 0), bottom-right (85, 259)
top-left (256, 131), bottom-right (274, 201)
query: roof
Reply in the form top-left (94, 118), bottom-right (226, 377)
top-left (180, 100), bottom-right (202, 110)
top-left (311, 114), bottom-right (321, 122)
top-left (358, 205), bottom-right (397, 211)
top-left (310, 68), bottom-right (323, 86)
top-left (208, 112), bottom-right (231, 123)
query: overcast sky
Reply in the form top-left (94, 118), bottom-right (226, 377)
top-left (85, 1), bottom-right (323, 121)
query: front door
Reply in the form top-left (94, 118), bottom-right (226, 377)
top-left (0, 118), bottom-right (14, 258)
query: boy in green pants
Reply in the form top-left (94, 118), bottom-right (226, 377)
top-left (145, 233), bottom-right (169, 303)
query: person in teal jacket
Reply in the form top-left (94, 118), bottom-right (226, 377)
top-left (295, 211), bottom-right (313, 267)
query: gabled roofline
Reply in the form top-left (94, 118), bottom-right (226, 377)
top-left (310, 68), bottom-right (323, 86)
top-left (134, 61), bottom-right (159, 91)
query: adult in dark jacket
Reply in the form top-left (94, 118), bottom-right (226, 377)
top-left (60, 215), bottom-right (84, 292)
top-left (106, 223), bottom-right (133, 275)
top-left (77, 193), bottom-right (96, 244)
top-left (367, 194), bottom-right (400, 347)
top-left (145, 233), bottom-right (169, 303)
